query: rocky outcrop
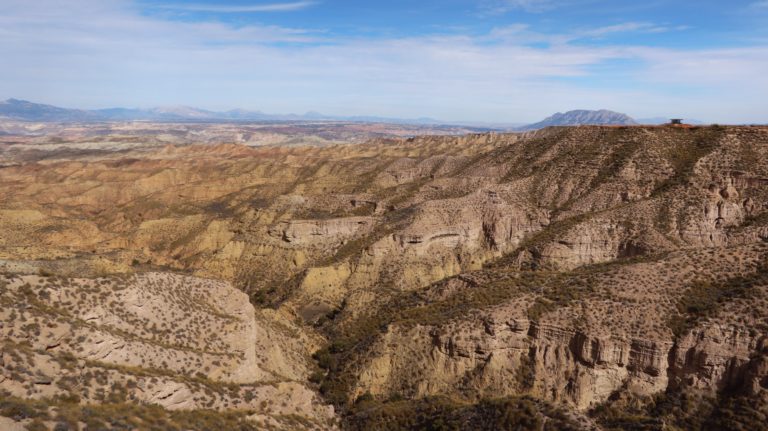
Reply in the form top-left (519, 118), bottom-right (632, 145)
top-left (670, 325), bottom-right (765, 393)
top-left (353, 319), bottom-right (766, 411)
top-left (269, 217), bottom-right (375, 246)
top-left (354, 320), bottom-right (665, 410)
top-left (347, 241), bottom-right (768, 414)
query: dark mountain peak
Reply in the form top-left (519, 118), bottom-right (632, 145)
top-left (3, 98), bottom-right (47, 106)
top-left (520, 109), bottom-right (637, 131)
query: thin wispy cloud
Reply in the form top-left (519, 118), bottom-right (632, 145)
top-left (487, 21), bottom-right (689, 46)
top-left (157, 1), bottom-right (317, 13)
top-left (0, 0), bottom-right (765, 123)
top-left (579, 22), bottom-right (689, 38)
top-left (482, 0), bottom-right (557, 14)
top-left (751, 0), bottom-right (768, 8)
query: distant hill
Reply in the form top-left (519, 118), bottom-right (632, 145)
top-left (3, 99), bottom-right (714, 129)
top-left (518, 109), bottom-right (637, 131)
top-left (0, 98), bottom-right (102, 122)
top-left (0, 98), bottom-right (452, 125)
top-left (0, 99), bottom-right (279, 122)
top-left (94, 106), bottom-right (224, 121)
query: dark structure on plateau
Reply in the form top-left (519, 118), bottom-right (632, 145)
top-left (670, 119), bottom-right (683, 125)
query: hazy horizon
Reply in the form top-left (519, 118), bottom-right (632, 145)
top-left (2, 0), bottom-right (767, 124)
top-left (3, 96), bottom-right (722, 126)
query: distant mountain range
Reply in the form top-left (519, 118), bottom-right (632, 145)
top-left (0, 98), bottom-right (706, 129)
top-left (0, 98), bottom-right (452, 126)
top-left (0, 98), bottom-right (102, 122)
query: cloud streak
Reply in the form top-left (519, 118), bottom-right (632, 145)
top-left (482, 0), bottom-right (557, 14)
top-left (0, 0), bottom-right (766, 123)
top-left (579, 22), bottom-right (689, 38)
top-left (155, 1), bottom-right (317, 13)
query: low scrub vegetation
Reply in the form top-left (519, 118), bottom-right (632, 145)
top-left (345, 396), bottom-right (583, 431)
top-left (591, 388), bottom-right (768, 431)
top-left (0, 392), bottom-right (259, 431)
top-left (667, 265), bottom-right (768, 338)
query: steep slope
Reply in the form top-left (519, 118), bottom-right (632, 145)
top-left (0, 272), bottom-right (335, 430)
top-left (1, 124), bottom-right (767, 430)
top-left (310, 125), bottom-right (768, 429)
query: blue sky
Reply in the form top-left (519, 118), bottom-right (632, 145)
top-left (1, 0), bottom-right (767, 123)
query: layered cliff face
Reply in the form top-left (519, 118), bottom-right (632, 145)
top-left (4, 127), bottom-right (763, 307)
top-left (299, 126), bottom-right (768, 429)
top-left (1, 124), bottom-right (768, 430)
top-left (347, 243), bottom-right (768, 409)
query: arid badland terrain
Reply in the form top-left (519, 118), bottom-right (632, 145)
top-left (1, 121), bottom-right (767, 430)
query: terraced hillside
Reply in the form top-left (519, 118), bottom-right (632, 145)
top-left (1, 125), bottom-right (767, 430)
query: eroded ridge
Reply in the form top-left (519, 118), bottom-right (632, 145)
top-left (1, 125), bottom-right (767, 430)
